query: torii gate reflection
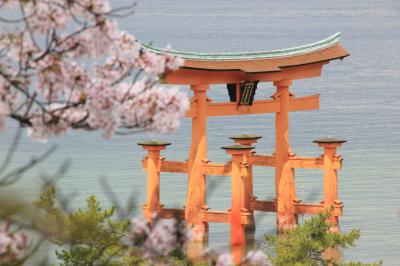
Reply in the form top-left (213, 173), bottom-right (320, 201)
top-left (138, 33), bottom-right (350, 264)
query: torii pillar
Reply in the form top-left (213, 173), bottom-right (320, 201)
top-left (222, 144), bottom-right (254, 265)
top-left (138, 140), bottom-right (171, 221)
top-left (230, 134), bottom-right (262, 232)
top-left (185, 84), bottom-right (209, 241)
top-left (273, 80), bottom-right (297, 230)
top-left (314, 137), bottom-right (347, 233)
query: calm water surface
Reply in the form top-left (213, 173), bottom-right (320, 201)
top-left (1, 0), bottom-right (400, 264)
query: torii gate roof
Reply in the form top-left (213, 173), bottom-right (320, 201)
top-left (142, 32), bottom-right (349, 74)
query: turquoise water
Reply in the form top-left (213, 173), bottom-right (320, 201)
top-left (1, 0), bottom-right (400, 264)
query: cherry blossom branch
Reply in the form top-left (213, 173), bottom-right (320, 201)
top-left (0, 126), bottom-right (22, 176)
top-left (0, 145), bottom-right (56, 186)
top-left (0, 0), bottom-right (188, 141)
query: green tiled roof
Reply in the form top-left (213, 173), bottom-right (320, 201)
top-left (141, 32), bottom-right (342, 61)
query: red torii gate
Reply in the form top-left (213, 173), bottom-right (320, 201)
top-left (138, 33), bottom-right (350, 262)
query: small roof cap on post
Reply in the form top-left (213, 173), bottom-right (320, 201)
top-left (229, 134), bottom-right (262, 140)
top-left (221, 144), bottom-right (254, 151)
top-left (313, 137), bottom-right (347, 144)
top-left (137, 140), bottom-right (171, 146)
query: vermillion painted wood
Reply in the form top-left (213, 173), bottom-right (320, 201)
top-left (138, 142), bottom-right (170, 221)
top-left (185, 84), bottom-right (209, 241)
top-left (222, 145), bottom-right (253, 264)
top-left (314, 139), bottom-right (346, 232)
top-left (273, 80), bottom-right (297, 230)
top-left (137, 33), bottom-right (350, 260)
top-left (230, 134), bottom-right (262, 231)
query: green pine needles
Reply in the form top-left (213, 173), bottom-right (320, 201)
top-left (265, 211), bottom-right (381, 266)
top-left (34, 186), bottom-right (133, 266)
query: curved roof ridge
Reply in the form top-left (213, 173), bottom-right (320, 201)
top-left (141, 32), bottom-right (342, 60)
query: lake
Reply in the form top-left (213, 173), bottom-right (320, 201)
top-left (1, 0), bottom-right (399, 264)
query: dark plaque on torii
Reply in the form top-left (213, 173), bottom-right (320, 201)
top-left (227, 81), bottom-right (259, 105)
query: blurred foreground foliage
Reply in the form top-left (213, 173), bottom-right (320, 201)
top-left (265, 211), bottom-right (382, 266)
top-left (27, 187), bottom-right (381, 266)
top-left (33, 186), bottom-right (139, 265)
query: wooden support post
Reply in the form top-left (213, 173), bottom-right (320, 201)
top-left (185, 84), bottom-right (209, 241)
top-left (313, 138), bottom-right (346, 232)
top-left (229, 134), bottom-right (262, 232)
top-left (138, 140), bottom-right (171, 222)
top-left (273, 80), bottom-right (297, 230)
top-left (222, 144), bottom-right (254, 265)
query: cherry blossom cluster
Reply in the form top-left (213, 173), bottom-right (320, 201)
top-left (0, 222), bottom-right (30, 264)
top-left (125, 215), bottom-right (272, 265)
top-left (216, 253), bottom-right (233, 266)
top-left (125, 216), bottom-right (191, 262)
top-left (216, 250), bottom-right (271, 266)
top-left (243, 250), bottom-right (271, 266)
top-left (0, 0), bottom-right (188, 141)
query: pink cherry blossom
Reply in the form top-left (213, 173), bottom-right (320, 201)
top-left (143, 219), bottom-right (179, 257)
top-left (73, 20), bottom-right (117, 59)
top-left (23, 1), bottom-right (69, 34)
top-left (0, 222), bottom-right (30, 264)
top-left (0, 76), bottom-right (19, 130)
top-left (73, 0), bottom-right (111, 17)
top-left (121, 85), bottom-right (189, 134)
top-left (26, 103), bottom-right (87, 141)
top-left (1, 32), bottom-right (39, 66)
top-left (0, 0), bottom-right (17, 9)
top-left (0, 0), bottom-right (187, 140)
top-left (216, 252), bottom-right (233, 266)
top-left (126, 217), bottom-right (191, 260)
top-left (113, 31), bottom-right (141, 60)
top-left (85, 79), bottom-right (121, 138)
top-left (244, 250), bottom-right (271, 266)
top-left (34, 55), bottom-right (81, 101)
top-left (139, 50), bottom-right (167, 75)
